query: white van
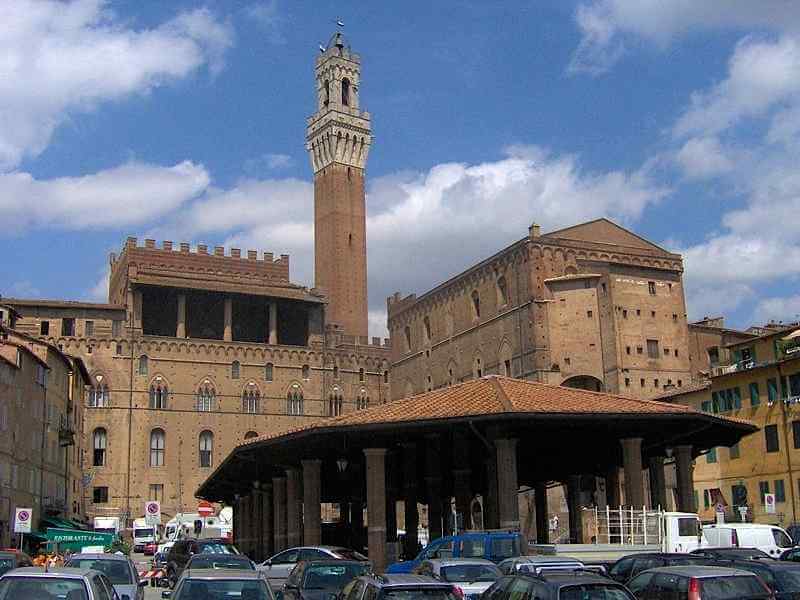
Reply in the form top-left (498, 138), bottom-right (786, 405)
top-left (702, 523), bottom-right (795, 557)
top-left (132, 517), bottom-right (158, 552)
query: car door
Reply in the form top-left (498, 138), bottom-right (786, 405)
top-left (264, 548), bottom-right (302, 589)
top-left (90, 574), bottom-right (115, 600)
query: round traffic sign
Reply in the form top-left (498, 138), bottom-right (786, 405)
top-left (17, 510), bottom-right (30, 522)
top-left (146, 502), bottom-right (159, 514)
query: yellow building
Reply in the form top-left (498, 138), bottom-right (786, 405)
top-left (663, 324), bottom-right (800, 526)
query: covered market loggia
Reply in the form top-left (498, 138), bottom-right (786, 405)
top-left (196, 375), bottom-right (756, 572)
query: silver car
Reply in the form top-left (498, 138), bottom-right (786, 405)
top-left (497, 555), bottom-right (585, 575)
top-left (65, 552), bottom-right (147, 600)
top-left (413, 558), bottom-right (501, 600)
top-left (0, 566), bottom-right (120, 599)
top-left (258, 546), bottom-right (368, 591)
top-left (163, 568), bottom-right (274, 600)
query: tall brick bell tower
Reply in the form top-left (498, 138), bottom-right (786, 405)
top-left (306, 31), bottom-right (372, 338)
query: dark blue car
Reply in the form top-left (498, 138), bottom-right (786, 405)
top-left (386, 532), bottom-right (525, 573)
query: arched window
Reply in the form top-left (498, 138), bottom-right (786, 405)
top-left (150, 428), bottom-right (165, 467)
top-left (88, 376), bottom-right (109, 407)
top-left (328, 387), bottom-right (343, 416)
top-left (265, 362), bottom-right (274, 382)
top-left (497, 276), bottom-right (509, 307)
top-left (471, 290), bottom-right (481, 319)
top-left (196, 381), bottom-right (216, 412)
top-left (199, 431), bottom-right (213, 468)
top-left (93, 428), bottom-right (107, 466)
top-left (242, 384), bottom-right (260, 414)
top-left (231, 361), bottom-right (240, 379)
top-left (423, 316), bottom-right (432, 344)
top-left (357, 388), bottom-right (369, 411)
top-left (138, 355), bottom-right (148, 376)
top-left (244, 431), bottom-right (259, 440)
top-left (473, 355), bottom-right (483, 379)
top-left (287, 384), bottom-right (304, 416)
top-left (149, 380), bottom-right (168, 410)
top-left (341, 78), bottom-right (350, 106)
top-left (302, 364), bottom-right (310, 380)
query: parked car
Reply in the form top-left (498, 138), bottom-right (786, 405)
top-left (386, 531), bottom-right (526, 573)
top-left (0, 550), bottom-right (33, 576)
top-left (283, 559), bottom-right (372, 600)
top-left (0, 566), bottom-right (119, 600)
top-left (692, 547), bottom-right (772, 560)
top-left (412, 558), bottom-right (501, 600)
top-left (703, 523), bottom-right (795, 558)
top-left (165, 537), bottom-right (240, 588)
top-left (64, 552), bottom-right (147, 600)
top-left (258, 546), bottom-right (367, 592)
top-left (163, 568), bottom-right (274, 600)
top-left (626, 566), bottom-right (772, 600)
top-left (786, 525), bottom-right (800, 546)
top-left (704, 557), bottom-right (800, 599)
top-left (482, 570), bottom-right (635, 600)
top-left (185, 553), bottom-right (256, 570)
top-left (607, 552), bottom-right (713, 584)
top-left (339, 574), bottom-right (459, 600)
top-left (497, 556), bottom-right (585, 576)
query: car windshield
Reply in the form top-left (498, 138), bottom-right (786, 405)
top-left (0, 559), bottom-right (14, 575)
top-left (441, 565), bottom-right (501, 583)
top-left (199, 543), bottom-right (239, 554)
top-left (189, 556), bottom-right (254, 570)
top-left (65, 559), bottom-right (133, 584)
top-left (333, 548), bottom-right (369, 561)
top-left (560, 584), bottom-right (632, 600)
top-left (174, 579), bottom-right (271, 600)
top-left (775, 570), bottom-right (800, 593)
top-left (303, 564), bottom-right (371, 589)
top-left (491, 538), bottom-right (521, 560)
top-left (383, 590), bottom-right (458, 600)
top-left (700, 576), bottom-right (770, 599)
top-left (0, 576), bottom-right (89, 600)
top-left (134, 528), bottom-right (154, 537)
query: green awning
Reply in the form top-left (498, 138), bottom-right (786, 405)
top-left (24, 530), bottom-right (47, 541)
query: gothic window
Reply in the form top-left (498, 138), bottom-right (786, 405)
top-left (150, 429), bottom-right (165, 467)
top-left (265, 362), bottom-right (274, 382)
top-left (88, 376), bottom-right (109, 407)
top-left (471, 290), bottom-right (481, 319)
top-left (149, 380), bottom-right (168, 410)
top-left (341, 78), bottom-right (351, 106)
top-left (231, 361), bottom-right (240, 379)
top-left (404, 326), bottom-right (412, 352)
top-left (199, 431), bottom-right (214, 468)
top-left (244, 431), bottom-right (259, 440)
top-left (242, 384), bottom-right (260, 414)
top-left (138, 355), bottom-right (148, 376)
top-left (287, 384), bottom-right (304, 416)
top-left (196, 381), bottom-right (216, 412)
top-left (497, 276), bottom-right (509, 307)
top-left (93, 428), bottom-right (107, 466)
top-left (328, 387), bottom-right (344, 416)
top-left (473, 355), bottom-right (483, 379)
top-left (357, 388), bottom-right (369, 410)
top-left (423, 316), bottom-right (432, 344)
top-left (302, 364), bottom-right (310, 380)
top-left (324, 79), bottom-right (330, 105)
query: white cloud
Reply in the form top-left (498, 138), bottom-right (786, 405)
top-left (754, 295), bottom-right (800, 324)
top-left (5, 280), bottom-right (41, 299)
top-left (0, 0), bottom-right (234, 169)
top-left (674, 136), bottom-right (733, 180)
top-left (87, 267), bottom-right (109, 303)
top-left (0, 161), bottom-right (210, 231)
top-left (569, 0), bottom-right (800, 75)
top-left (244, 153), bottom-right (294, 174)
top-left (243, 1), bottom-right (285, 45)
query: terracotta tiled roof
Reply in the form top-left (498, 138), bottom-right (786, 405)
top-left (2, 297), bottom-right (125, 311)
top-left (653, 380), bottom-right (711, 401)
top-left (239, 375), bottom-right (746, 448)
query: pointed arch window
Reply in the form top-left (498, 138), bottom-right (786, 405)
top-left (423, 316), bottom-right (432, 344)
top-left (497, 276), bottom-right (509, 307)
top-left (149, 380), bottom-right (168, 410)
top-left (196, 381), bottom-right (216, 412)
top-left (231, 360), bottom-right (240, 379)
top-left (199, 430), bottom-right (214, 468)
top-left (287, 384), bottom-right (304, 416)
top-left (356, 388), bottom-right (369, 411)
top-left (471, 290), bottom-right (481, 319)
top-left (242, 384), bottom-right (260, 414)
top-left (150, 428), bottom-right (165, 467)
top-left (404, 326), bottom-right (412, 352)
top-left (265, 362), bottom-right (274, 382)
top-left (138, 355), bottom-right (148, 376)
top-left (324, 79), bottom-right (330, 106)
top-left (92, 428), bottom-right (107, 466)
top-left (328, 387), bottom-right (343, 416)
top-left (88, 376), bottom-right (109, 407)
top-left (473, 355), bottom-right (483, 379)
top-left (244, 431), bottom-right (259, 440)
top-left (341, 78), bottom-right (351, 106)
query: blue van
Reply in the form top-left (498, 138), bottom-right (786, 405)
top-left (386, 531), bottom-right (526, 573)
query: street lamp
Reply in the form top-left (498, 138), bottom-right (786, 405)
top-left (336, 457), bottom-right (348, 473)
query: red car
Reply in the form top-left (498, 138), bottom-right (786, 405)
top-left (143, 542), bottom-right (158, 556)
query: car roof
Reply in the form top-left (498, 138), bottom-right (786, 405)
top-left (301, 559), bottom-right (369, 566)
top-left (4, 567), bottom-right (95, 577)
top-left (67, 553), bottom-right (130, 561)
top-left (705, 523), bottom-right (779, 529)
top-left (374, 574), bottom-right (453, 587)
top-left (636, 566), bottom-right (760, 577)
top-left (534, 571), bottom-right (616, 586)
top-left (182, 569), bottom-right (263, 580)
top-left (189, 553), bottom-right (249, 559)
top-left (425, 558), bottom-right (497, 567)
top-left (722, 559), bottom-right (800, 570)
top-left (507, 556), bottom-right (583, 564)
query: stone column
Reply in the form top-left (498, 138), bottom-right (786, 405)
top-left (566, 475), bottom-right (583, 544)
top-left (286, 468), bottom-right (301, 547)
top-left (535, 482), bottom-right (549, 544)
top-left (649, 456), bottom-right (668, 510)
top-left (176, 293), bottom-right (187, 338)
top-left (484, 457), bottom-right (499, 530)
top-left (495, 438), bottom-right (520, 529)
top-left (453, 432), bottom-right (472, 531)
top-left (240, 494), bottom-right (250, 555)
top-left (224, 297), bottom-right (233, 342)
top-left (621, 438), bottom-right (645, 508)
top-left (273, 476), bottom-right (287, 552)
top-left (426, 435), bottom-right (443, 542)
top-left (364, 448), bottom-right (388, 573)
top-left (302, 459), bottom-right (322, 546)
top-left (262, 482), bottom-right (274, 558)
top-left (606, 466), bottom-right (621, 508)
top-left (401, 442), bottom-right (419, 559)
top-left (675, 445), bottom-right (695, 512)
top-left (233, 495), bottom-right (241, 549)
top-left (268, 302), bottom-right (278, 345)
top-left (253, 484), bottom-right (264, 561)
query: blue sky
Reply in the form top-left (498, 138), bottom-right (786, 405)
top-left (2, 0), bottom-right (800, 336)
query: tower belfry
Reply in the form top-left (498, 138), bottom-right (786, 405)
top-left (306, 31), bottom-right (372, 338)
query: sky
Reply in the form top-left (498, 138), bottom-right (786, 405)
top-left (2, 0), bottom-right (800, 337)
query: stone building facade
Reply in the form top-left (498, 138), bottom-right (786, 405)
top-left (388, 219), bottom-right (693, 400)
top-left (0, 325), bottom-right (89, 546)
top-left (687, 316), bottom-right (757, 381)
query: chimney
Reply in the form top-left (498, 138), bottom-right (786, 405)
top-left (529, 223), bottom-right (541, 238)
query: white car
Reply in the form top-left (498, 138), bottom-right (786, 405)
top-left (412, 558), bottom-right (501, 600)
top-left (258, 546), bottom-right (368, 591)
top-left (702, 522), bottom-right (796, 558)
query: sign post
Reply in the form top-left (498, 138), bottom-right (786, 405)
top-left (14, 508), bottom-right (32, 550)
top-left (145, 501), bottom-right (161, 527)
top-left (765, 494), bottom-right (777, 514)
